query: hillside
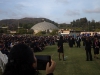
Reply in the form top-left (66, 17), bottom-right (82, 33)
top-left (0, 17), bottom-right (58, 30)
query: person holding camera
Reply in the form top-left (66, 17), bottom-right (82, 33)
top-left (3, 43), bottom-right (56, 75)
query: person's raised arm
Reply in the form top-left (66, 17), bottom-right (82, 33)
top-left (46, 60), bottom-right (56, 75)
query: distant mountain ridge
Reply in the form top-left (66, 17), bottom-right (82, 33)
top-left (0, 17), bottom-right (59, 30)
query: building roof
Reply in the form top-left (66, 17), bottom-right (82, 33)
top-left (31, 21), bottom-right (59, 31)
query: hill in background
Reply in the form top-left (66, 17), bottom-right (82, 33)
top-left (0, 17), bottom-right (59, 30)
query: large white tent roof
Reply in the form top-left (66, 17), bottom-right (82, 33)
top-left (31, 21), bottom-right (59, 31)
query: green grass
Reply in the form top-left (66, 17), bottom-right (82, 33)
top-left (0, 43), bottom-right (100, 75)
top-left (35, 43), bottom-right (100, 75)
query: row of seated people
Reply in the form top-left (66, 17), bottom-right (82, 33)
top-left (0, 35), bottom-right (57, 56)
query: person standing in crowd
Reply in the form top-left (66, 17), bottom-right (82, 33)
top-left (93, 38), bottom-right (100, 59)
top-left (68, 36), bottom-right (73, 48)
top-left (76, 36), bottom-right (81, 48)
top-left (0, 40), bottom-right (10, 57)
top-left (72, 36), bottom-right (76, 47)
top-left (81, 36), bottom-right (86, 46)
top-left (57, 36), bottom-right (65, 61)
top-left (0, 41), bottom-right (8, 72)
top-left (85, 37), bottom-right (93, 61)
top-left (3, 43), bottom-right (56, 75)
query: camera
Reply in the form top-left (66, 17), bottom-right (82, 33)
top-left (35, 55), bottom-right (51, 70)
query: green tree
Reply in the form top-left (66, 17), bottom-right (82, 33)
top-left (27, 29), bottom-right (34, 34)
top-left (0, 29), bottom-right (4, 33)
top-left (17, 29), bottom-right (27, 34)
top-left (35, 31), bottom-right (46, 36)
top-left (50, 30), bottom-right (58, 35)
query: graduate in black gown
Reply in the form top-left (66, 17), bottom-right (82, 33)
top-left (85, 37), bottom-right (93, 61)
top-left (93, 38), bottom-right (100, 59)
top-left (68, 36), bottom-right (73, 48)
top-left (57, 36), bottom-right (64, 61)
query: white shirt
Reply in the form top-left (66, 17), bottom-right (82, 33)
top-left (0, 51), bottom-right (8, 72)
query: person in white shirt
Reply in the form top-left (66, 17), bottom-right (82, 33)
top-left (0, 49), bottom-right (8, 72)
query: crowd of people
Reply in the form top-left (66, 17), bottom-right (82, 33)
top-left (0, 33), bottom-right (100, 75)
top-left (0, 34), bottom-right (57, 75)
top-left (0, 35), bottom-right (57, 54)
top-left (57, 33), bottom-right (100, 61)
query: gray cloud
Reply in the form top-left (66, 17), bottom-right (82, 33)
top-left (10, 12), bottom-right (19, 17)
top-left (0, 8), bottom-right (20, 19)
top-left (55, 0), bottom-right (69, 4)
top-left (0, 9), bottom-right (2, 13)
top-left (84, 8), bottom-right (100, 13)
top-left (65, 10), bottom-right (80, 16)
top-left (17, 2), bottom-right (34, 7)
top-left (0, 9), bottom-right (8, 15)
top-left (15, 3), bottom-right (25, 10)
top-left (2, 0), bottom-right (14, 2)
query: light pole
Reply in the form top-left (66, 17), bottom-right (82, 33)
top-left (88, 21), bottom-right (90, 31)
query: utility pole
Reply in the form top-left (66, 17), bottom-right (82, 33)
top-left (88, 21), bottom-right (90, 31)
top-left (18, 21), bottom-right (19, 33)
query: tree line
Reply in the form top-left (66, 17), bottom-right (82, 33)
top-left (0, 17), bottom-right (100, 35)
top-left (67, 17), bottom-right (100, 31)
top-left (58, 17), bottom-right (100, 32)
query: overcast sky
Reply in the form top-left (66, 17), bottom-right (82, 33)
top-left (0, 0), bottom-right (100, 24)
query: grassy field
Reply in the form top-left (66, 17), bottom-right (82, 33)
top-left (0, 42), bottom-right (100, 75)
